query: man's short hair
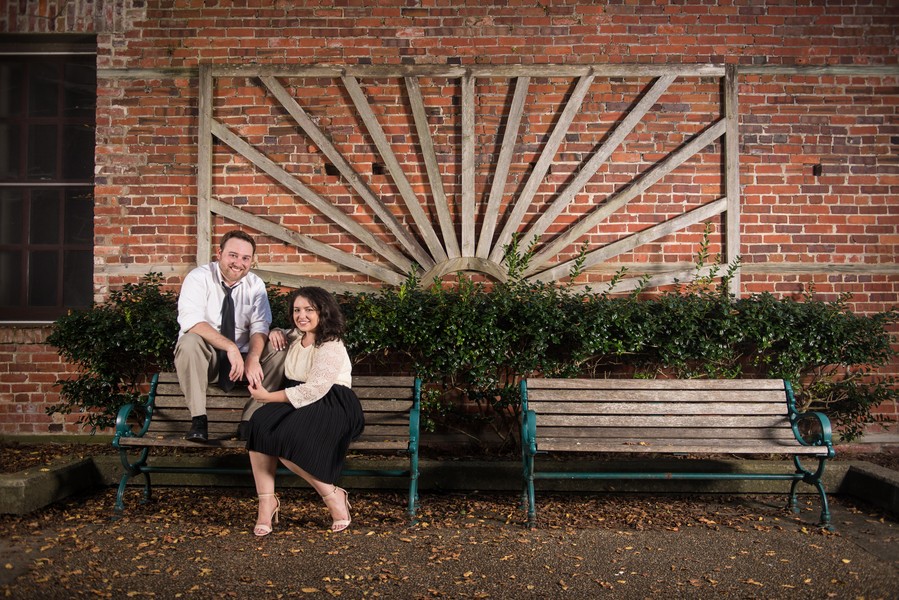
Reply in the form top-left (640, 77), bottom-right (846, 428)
top-left (219, 230), bottom-right (257, 254)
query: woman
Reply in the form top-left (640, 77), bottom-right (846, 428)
top-left (246, 287), bottom-right (364, 536)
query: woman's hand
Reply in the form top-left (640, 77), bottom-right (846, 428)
top-left (268, 329), bottom-right (289, 351)
top-left (249, 381), bottom-right (288, 404)
top-left (248, 381), bottom-right (273, 402)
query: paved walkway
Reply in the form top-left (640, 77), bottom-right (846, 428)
top-left (1, 486), bottom-right (896, 599)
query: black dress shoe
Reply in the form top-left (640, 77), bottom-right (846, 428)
top-left (185, 415), bottom-right (208, 442)
top-left (236, 420), bottom-right (251, 442)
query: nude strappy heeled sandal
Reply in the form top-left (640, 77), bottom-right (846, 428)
top-left (321, 486), bottom-right (351, 532)
top-left (254, 493), bottom-right (280, 537)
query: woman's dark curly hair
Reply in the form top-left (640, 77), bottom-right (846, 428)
top-left (288, 286), bottom-right (345, 346)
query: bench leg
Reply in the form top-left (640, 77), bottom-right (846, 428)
top-left (522, 453), bottom-right (536, 529)
top-left (407, 454), bottom-right (420, 524)
top-left (792, 456), bottom-right (832, 530)
top-left (114, 447), bottom-right (152, 516)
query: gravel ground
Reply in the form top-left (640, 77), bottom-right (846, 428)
top-left (1, 441), bottom-right (897, 599)
top-left (1, 485), bottom-right (897, 599)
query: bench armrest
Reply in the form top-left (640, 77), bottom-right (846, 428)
top-left (406, 377), bottom-right (422, 453)
top-left (792, 411), bottom-right (835, 457)
top-left (111, 373), bottom-right (158, 449)
top-left (522, 409), bottom-right (537, 456)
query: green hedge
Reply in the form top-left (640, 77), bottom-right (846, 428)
top-left (50, 267), bottom-right (897, 444)
top-left (338, 270), bottom-right (897, 445)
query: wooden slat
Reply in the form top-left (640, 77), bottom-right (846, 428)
top-left (405, 76), bottom-right (461, 259)
top-left (476, 76), bottom-right (529, 259)
top-left (196, 64), bottom-right (213, 265)
top-left (537, 440), bottom-right (828, 455)
top-left (119, 437), bottom-right (409, 451)
top-left (461, 72), bottom-right (476, 256)
top-left (536, 414), bottom-right (790, 428)
top-left (358, 400), bottom-right (414, 412)
top-left (724, 64), bottom-right (741, 297)
top-left (533, 426), bottom-right (797, 441)
top-left (528, 389), bottom-right (785, 402)
top-left (204, 63), bottom-right (728, 79)
top-left (526, 378), bottom-right (786, 390)
top-left (529, 401), bottom-right (786, 416)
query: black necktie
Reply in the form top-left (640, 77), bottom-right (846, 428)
top-left (218, 282), bottom-right (236, 391)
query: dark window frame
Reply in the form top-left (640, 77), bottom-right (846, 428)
top-left (0, 36), bottom-right (97, 322)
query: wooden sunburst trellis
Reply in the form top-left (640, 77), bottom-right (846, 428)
top-left (197, 64), bottom-right (740, 295)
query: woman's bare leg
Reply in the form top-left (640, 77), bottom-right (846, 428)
top-left (279, 458), bottom-right (350, 528)
top-left (249, 450), bottom-right (280, 531)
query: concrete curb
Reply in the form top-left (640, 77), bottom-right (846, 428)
top-left (0, 457), bottom-right (105, 515)
top-left (2, 454), bottom-right (895, 517)
top-left (839, 462), bottom-right (899, 516)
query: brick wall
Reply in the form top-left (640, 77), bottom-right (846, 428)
top-left (1, 0), bottom-right (896, 435)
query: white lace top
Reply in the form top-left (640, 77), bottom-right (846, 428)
top-left (283, 336), bottom-right (352, 409)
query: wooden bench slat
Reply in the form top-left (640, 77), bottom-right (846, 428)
top-left (525, 378), bottom-right (787, 390)
top-left (533, 425), bottom-right (798, 439)
top-left (536, 440), bottom-right (830, 455)
top-left (527, 401), bottom-right (787, 415)
top-left (527, 389), bottom-right (786, 402)
top-left (535, 414), bottom-right (792, 428)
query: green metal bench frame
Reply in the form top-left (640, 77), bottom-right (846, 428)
top-left (520, 378), bottom-right (835, 529)
top-left (113, 373), bottom-right (422, 521)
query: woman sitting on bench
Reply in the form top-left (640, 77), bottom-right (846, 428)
top-left (245, 286), bottom-right (364, 537)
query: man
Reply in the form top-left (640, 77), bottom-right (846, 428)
top-left (175, 230), bottom-right (287, 442)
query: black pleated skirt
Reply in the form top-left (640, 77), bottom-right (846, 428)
top-left (246, 384), bottom-right (365, 484)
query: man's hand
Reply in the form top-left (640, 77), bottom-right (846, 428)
top-left (226, 345), bottom-right (245, 383)
top-left (244, 355), bottom-right (264, 387)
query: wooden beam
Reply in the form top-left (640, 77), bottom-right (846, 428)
top-left (209, 119), bottom-right (416, 272)
top-left (196, 64), bottom-right (213, 266)
top-left (531, 198), bottom-right (727, 283)
top-left (201, 64), bottom-right (727, 79)
top-left (252, 268), bottom-right (380, 294)
top-left (461, 72), bottom-right (476, 256)
top-left (489, 73), bottom-right (596, 263)
top-left (724, 65), bottom-right (741, 297)
top-left (419, 257), bottom-right (508, 285)
top-left (259, 75), bottom-right (433, 269)
top-left (525, 118), bottom-right (728, 274)
top-left (518, 75), bottom-right (676, 252)
top-left (405, 76), bottom-right (460, 258)
top-left (210, 198), bottom-right (406, 286)
top-left (342, 75), bottom-right (448, 263)
top-left (477, 76), bottom-right (530, 259)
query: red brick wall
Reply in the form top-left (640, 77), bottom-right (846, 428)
top-left (1, 0), bottom-right (896, 435)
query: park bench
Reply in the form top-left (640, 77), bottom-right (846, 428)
top-left (520, 378), bottom-right (835, 528)
top-left (112, 372), bottom-right (422, 520)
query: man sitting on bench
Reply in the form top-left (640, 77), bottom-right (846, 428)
top-left (175, 229), bottom-right (288, 442)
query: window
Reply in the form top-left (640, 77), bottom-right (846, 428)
top-left (0, 39), bottom-right (96, 321)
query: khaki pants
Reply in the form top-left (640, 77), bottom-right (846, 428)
top-left (174, 332), bottom-right (288, 420)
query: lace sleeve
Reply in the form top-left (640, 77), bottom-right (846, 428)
top-left (284, 341), bottom-right (347, 409)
